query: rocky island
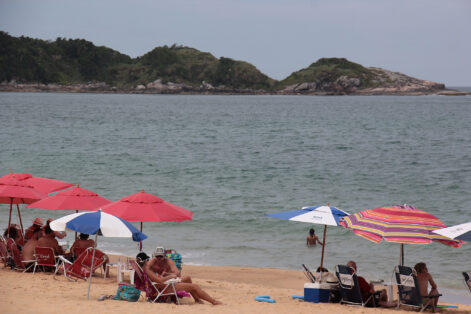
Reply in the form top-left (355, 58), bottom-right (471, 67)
top-left (0, 32), bottom-right (467, 96)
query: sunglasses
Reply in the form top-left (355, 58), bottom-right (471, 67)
top-left (155, 255), bottom-right (164, 259)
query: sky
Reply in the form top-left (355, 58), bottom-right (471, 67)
top-left (1, 0), bottom-right (470, 86)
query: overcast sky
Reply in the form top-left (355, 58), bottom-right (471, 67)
top-left (1, 0), bottom-right (470, 86)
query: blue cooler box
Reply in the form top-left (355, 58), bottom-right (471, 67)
top-left (304, 282), bottom-right (330, 303)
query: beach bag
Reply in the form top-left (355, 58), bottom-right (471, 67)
top-left (113, 283), bottom-right (141, 302)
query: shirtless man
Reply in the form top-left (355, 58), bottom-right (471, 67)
top-left (306, 228), bottom-right (323, 246)
top-left (22, 229), bottom-right (41, 270)
top-left (148, 247), bottom-right (191, 283)
top-left (140, 250), bottom-right (222, 305)
top-left (37, 224), bottom-right (64, 256)
top-left (414, 262), bottom-right (440, 307)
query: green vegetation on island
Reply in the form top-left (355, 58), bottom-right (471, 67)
top-left (0, 31), bottom-right (447, 95)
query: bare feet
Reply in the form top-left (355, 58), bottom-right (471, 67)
top-left (212, 300), bottom-right (223, 305)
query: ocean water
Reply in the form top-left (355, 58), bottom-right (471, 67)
top-left (0, 92), bottom-right (470, 297)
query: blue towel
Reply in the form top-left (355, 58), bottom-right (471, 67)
top-left (292, 294), bottom-right (304, 300)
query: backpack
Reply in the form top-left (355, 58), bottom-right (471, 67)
top-left (113, 283), bottom-right (141, 302)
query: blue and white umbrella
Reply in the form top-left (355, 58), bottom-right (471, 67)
top-left (432, 221), bottom-right (471, 242)
top-left (266, 205), bottom-right (349, 226)
top-left (266, 205), bottom-right (349, 273)
top-left (50, 209), bottom-right (147, 241)
top-left (50, 209), bottom-right (147, 300)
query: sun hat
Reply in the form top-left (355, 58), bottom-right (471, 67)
top-left (33, 217), bottom-right (44, 226)
top-left (153, 246), bottom-right (165, 257)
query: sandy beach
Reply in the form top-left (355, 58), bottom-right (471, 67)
top-left (1, 255), bottom-right (470, 314)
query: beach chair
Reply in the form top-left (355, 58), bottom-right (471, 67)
top-left (463, 272), bottom-right (471, 293)
top-left (33, 247), bottom-right (61, 274)
top-left (72, 247), bottom-right (87, 260)
top-left (7, 240), bottom-right (35, 272)
top-left (395, 265), bottom-right (441, 312)
top-left (130, 260), bottom-right (180, 304)
top-left (335, 264), bottom-right (376, 307)
top-left (56, 247), bottom-right (106, 281)
top-left (0, 236), bottom-right (10, 268)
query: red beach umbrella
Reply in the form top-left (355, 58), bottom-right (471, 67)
top-left (27, 185), bottom-right (111, 212)
top-left (1, 172), bottom-right (73, 195)
top-left (102, 190), bottom-right (193, 249)
top-left (0, 177), bottom-right (47, 235)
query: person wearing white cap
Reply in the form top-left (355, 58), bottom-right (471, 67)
top-left (149, 247), bottom-right (191, 282)
top-left (140, 249), bottom-right (222, 305)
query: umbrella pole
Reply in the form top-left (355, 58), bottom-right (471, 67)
top-left (87, 233), bottom-right (98, 300)
top-left (7, 199), bottom-right (13, 236)
top-left (75, 210), bottom-right (78, 241)
top-left (320, 224), bottom-right (327, 281)
top-left (400, 244), bottom-right (404, 266)
top-left (139, 222), bottom-right (143, 251)
top-left (16, 203), bottom-right (24, 236)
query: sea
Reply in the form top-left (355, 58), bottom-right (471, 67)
top-left (1, 92), bottom-right (470, 301)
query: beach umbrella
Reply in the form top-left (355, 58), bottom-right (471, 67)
top-left (101, 190), bottom-right (193, 250)
top-left (432, 221), bottom-right (471, 242)
top-left (27, 185), bottom-right (111, 212)
top-left (50, 209), bottom-right (147, 300)
top-left (1, 172), bottom-right (73, 195)
top-left (0, 177), bottom-right (47, 236)
top-left (339, 205), bottom-right (461, 266)
top-left (266, 204), bottom-right (349, 274)
top-left (27, 185), bottom-right (112, 239)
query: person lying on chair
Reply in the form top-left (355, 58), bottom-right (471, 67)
top-left (347, 260), bottom-right (396, 308)
top-left (139, 251), bottom-right (222, 305)
top-left (414, 262), bottom-right (440, 307)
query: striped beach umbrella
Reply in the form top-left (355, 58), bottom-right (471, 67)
top-left (340, 205), bottom-right (461, 265)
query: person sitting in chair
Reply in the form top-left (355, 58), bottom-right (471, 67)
top-left (149, 247), bottom-right (191, 283)
top-left (138, 251), bottom-right (222, 305)
top-left (414, 262), bottom-right (440, 307)
top-left (22, 228), bottom-right (42, 270)
top-left (347, 260), bottom-right (396, 307)
top-left (69, 233), bottom-right (109, 275)
top-left (37, 223), bottom-right (64, 256)
top-left (24, 217), bottom-right (44, 241)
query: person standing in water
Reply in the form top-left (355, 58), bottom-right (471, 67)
top-left (306, 228), bottom-right (323, 246)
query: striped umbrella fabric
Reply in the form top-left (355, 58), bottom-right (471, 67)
top-left (340, 206), bottom-right (461, 247)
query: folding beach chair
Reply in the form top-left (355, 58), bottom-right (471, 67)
top-left (0, 236), bottom-right (10, 268)
top-left (72, 247), bottom-right (87, 261)
top-left (463, 272), bottom-right (471, 293)
top-left (7, 240), bottom-right (35, 272)
top-left (57, 247), bottom-right (106, 281)
top-left (335, 265), bottom-right (376, 307)
top-left (395, 265), bottom-right (441, 312)
top-left (33, 247), bottom-right (61, 274)
top-left (130, 260), bottom-right (180, 304)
